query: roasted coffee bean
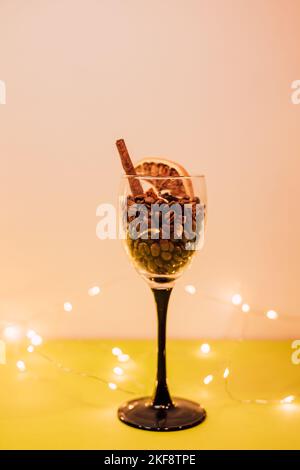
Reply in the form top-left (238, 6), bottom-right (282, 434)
top-left (161, 251), bottom-right (172, 261)
top-left (150, 243), bottom-right (160, 257)
top-left (173, 254), bottom-right (182, 263)
top-left (138, 242), bottom-right (146, 254)
top-left (133, 248), bottom-right (141, 260)
top-left (174, 245), bottom-right (182, 255)
top-left (147, 260), bottom-right (157, 272)
top-left (154, 257), bottom-right (164, 268)
top-left (144, 244), bottom-right (151, 255)
top-left (125, 189), bottom-right (201, 277)
top-left (160, 240), bottom-right (169, 251)
top-left (181, 249), bottom-right (191, 258)
top-left (138, 242), bottom-right (149, 256)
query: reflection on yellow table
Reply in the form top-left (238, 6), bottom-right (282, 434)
top-left (0, 340), bottom-right (299, 450)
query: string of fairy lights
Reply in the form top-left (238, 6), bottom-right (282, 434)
top-left (0, 283), bottom-right (299, 408)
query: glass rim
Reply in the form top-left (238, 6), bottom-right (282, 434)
top-left (122, 174), bottom-right (206, 180)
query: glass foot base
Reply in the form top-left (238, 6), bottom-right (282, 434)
top-left (118, 397), bottom-right (206, 431)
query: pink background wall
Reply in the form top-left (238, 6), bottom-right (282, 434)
top-left (0, 0), bottom-right (299, 338)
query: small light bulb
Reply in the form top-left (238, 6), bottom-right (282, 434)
top-left (3, 325), bottom-right (21, 341)
top-left (88, 286), bottom-right (101, 296)
top-left (112, 347), bottom-right (122, 356)
top-left (232, 294), bottom-right (242, 305)
top-left (118, 353), bottom-right (129, 363)
top-left (27, 345), bottom-right (34, 353)
top-left (203, 374), bottom-right (213, 385)
top-left (26, 329), bottom-right (36, 339)
top-left (242, 303), bottom-right (250, 313)
top-left (108, 382), bottom-right (117, 390)
top-left (266, 310), bottom-right (278, 320)
top-left (200, 343), bottom-right (211, 354)
top-left (185, 285), bottom-right (196, 295)
top-left (16, 360), bottom-right (26, 372)
top-left (281, 395), bottom-right (295, 404)
top-left (31, 334), bottom-right (43, 346)
top-left (63, 302), bottom-right (73, 312)
top-left (223, 368), bottom-right (230, 378)
top-left (113, 366), bottom-right (124, 376)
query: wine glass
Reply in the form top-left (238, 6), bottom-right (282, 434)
top-left (118, 174), bottom-right (207, 431)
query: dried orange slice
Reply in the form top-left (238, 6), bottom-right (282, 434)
top-left (134, 157), bottom-right (194, 198)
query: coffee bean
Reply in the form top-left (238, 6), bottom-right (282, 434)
top-left (182, 249), bottom-right (191, 258)
top-left (173, 254), bottom-right (183, 264)
top-left (160, 240), bottom-right (169, 251)
top-left (147, 260), bottom-right (157, 272)
top-left (161, 251), bottom-right (172, 261)
top-left (154, 257), bottom-right (164, 267)
top-left (126, 190), bottom-right (201, 277)
top-left (169, 241), bottom-right (174, 252)
top-left (150, 243), bottom-right (160, 257)
top-left (174, 245), bottom-right (182, 255)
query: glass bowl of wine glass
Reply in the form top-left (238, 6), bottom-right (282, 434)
top-left (118, 172), bottom-right (207, 431)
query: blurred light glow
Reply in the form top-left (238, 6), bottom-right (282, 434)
top-left (88, 286), bottom-right (101, 297)
top-left (118, 354), bottom-right (129, 363)
top-left (108, 382), bottom-right (117, 390)
top-left (26, 329), bottom-right (36, 339)
top-left (242, 303), bottom-right (250, 313)
top-left (232, 294), bottom-right (242, 305)
top-left (16, 360), bottom-right (26, 372)
top-left (185, 285), bottom-right (196, 295)
top-left (281, 395), bottom-right (295, 404)
top-left (3, 325), bottom-right (21, 341)
top-left (112, 347), bottom-right (122, 356)
top-left (203, 374), bottom-right (213, 385)
top-left (27, 345), bottom-right (34, 353)
top-left (266, 310), bottom-right (278, 320)
top-left (223, 368), bottom-right (230, 378)
top-left (63, 302), bottom-right (73, 312)
top-left (113, 366), bottom-right (124, 376)
top-left (31, 334), bottom-right (43, 346)
top-left (281, 403), bottom-right (298, 412)
top-left (200, 343), bottom-right (211, 354)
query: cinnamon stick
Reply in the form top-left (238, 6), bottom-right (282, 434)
top-left (116, 139), bottom-right (144, 196)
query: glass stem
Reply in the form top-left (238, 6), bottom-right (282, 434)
top-left (151, 287), bottom-right (173, 408)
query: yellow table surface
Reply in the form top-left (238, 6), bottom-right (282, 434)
top-left (0, 340), bottom-right (299, 450)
